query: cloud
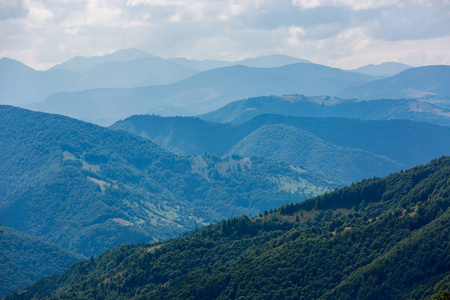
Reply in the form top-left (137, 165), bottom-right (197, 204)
top-left (0, 0), bottom-right (28, 20)
top-left (292, 0), bottom-right (399, 10)
top-left (0, 0), bottom-right (449, 70)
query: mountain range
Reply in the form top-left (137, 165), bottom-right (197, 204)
top-left (7, 156), bottom-right (450, 299)
top-left (0, 105), bottom-right (334, 259)
top-left (28, 64), bottom-right (450, 126)
top-left (2, 49), bottom-right (450, 298)
top-left (3, 49), bottom-right (448, 126)
top-left (111, 114), bottom-right (450, 184)
top-left (0, 50), bottom-right (309, 107)
top-left (29, 63), bottom-right (378, 125)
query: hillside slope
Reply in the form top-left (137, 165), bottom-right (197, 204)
top-left (0, 105), bottom-right (333, 257)
top-left (228, 124), bottom-right (401, 183)
top-left (8, 157), bottom-right (450, 300)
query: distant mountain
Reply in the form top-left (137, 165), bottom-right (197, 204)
top-left (165, 54), bottom-right (309, 70)
top-left (234, 54), bottom-right (310, 68)
top-left (111, 114), bottom-right (450, 184)
top-left (0, 53), bottom-right (198, 106)
top-left (0, 226), bottom-right (81, 297)
top-left (199, 95), bottom-right (450, 127)
top-left (49, 48), bottom-right (155, 72)
top-left (352, 62), bottom-right (412, 77)
top-left (341, 65), bottom-right (450, 99)
top-left (9, 157), bottom-right (450, 299)
top-left (0, 58), bottom-right (78, 105)
top-left (0, 105), bottom-right (334, 258)
top-left (166, 57), bottom-right (232, 71)
top-left (33, 63), bottom-right (377, 125)
top-left (0, 52), bottom-right (198, 105)
top-left (0, 50), bottom-right (330, 109)
top-left (50, 50), bottom-right (309, 73)
top-left (71, 57), bottom-right (198, 89)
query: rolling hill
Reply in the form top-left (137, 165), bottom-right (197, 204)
top-left (32, 63), bottom-right (377, 125)
top-left (0, 105), bottom-right (334, 258)
top-left (111, 114), bottom-right (450, 184)
top-left (199, 95), bottom-right (450, 127)
top-left (7, 156), bottom-right (450, 299)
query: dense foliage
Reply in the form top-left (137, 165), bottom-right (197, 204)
top-left (111, 113), bottom-right (450, 183)
top-left (0, 105), bottom-right (332, 258)
top-left (8, 157), bottom-right (450, 299)
top-left (0, 226), bottom-right (81, 297)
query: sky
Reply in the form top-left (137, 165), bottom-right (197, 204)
top-left (1, 0), bottom-right (450, 70)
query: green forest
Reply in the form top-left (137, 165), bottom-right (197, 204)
top-left (0, 105), bottom-right (333, 259)
top-left (0, 226), bottom-right (81, 296)
top-left (111, 113), bottom-right (450, 184)
top-left (7, 156), bottom-right (450, 299)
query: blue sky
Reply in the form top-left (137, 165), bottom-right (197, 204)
top-left (1, 0), bottom-right (449, 70)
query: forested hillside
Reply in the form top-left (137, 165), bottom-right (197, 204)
top-left (111, 114), bottom-right (450, 184)
top-left (0, 105), bottom-right (333, 258)
top-left (8, 157), bottom-right (450, 300)
top-left (0, 226), bottom-right (81, 297)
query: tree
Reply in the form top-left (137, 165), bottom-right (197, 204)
top-left (432, 290), bottom-right (450, 300)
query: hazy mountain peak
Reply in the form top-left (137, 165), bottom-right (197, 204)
top-left (49, 48), bottom-right (154, 72)
top-left (234, 54), bottom-right (310, 68)
top-left (103, 48), bottom-right (154, 61)
top-left (0, 57), bottom-right (35, 71)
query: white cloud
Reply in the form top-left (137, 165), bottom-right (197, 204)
top-left (292, 0), bottom-right (398, 10)
top-left (0, 0), bottom-right (449, 70)
top-left (25, 0), bottom-right (54, 24)
top-left (287, 26), bottom-right (306, 46)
